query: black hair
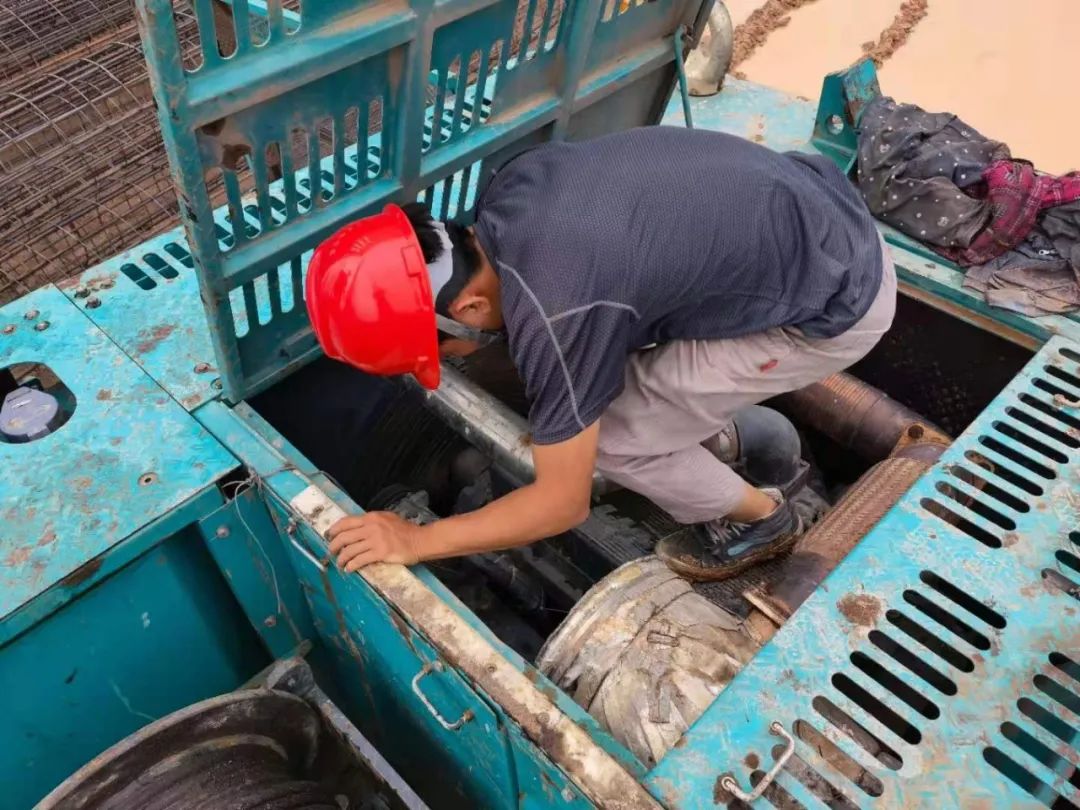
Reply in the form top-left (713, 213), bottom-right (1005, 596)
top-left (401, 201), bottom-right (484, 316)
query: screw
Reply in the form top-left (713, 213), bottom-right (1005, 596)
top-left (74, 287), bottom-right (91, 299)
top-left (34, 321), bottom-right (50, 332)
top-left (24, 309), bottom-right (38, 320)
top-left (561, 787), bottom-right (575, 803)
top-left (211, 378), bottom-right (223, 390)
top-left (263, 615), bottom-right (277, 628)
top-left (215, 526), bottom-right (230, 539)
top-left (86, 297), bottom-right (101, 309)
top-left (138, 472), bottom-right (158, 486)
top-left (194, 362), bottom-right (211, 374)
top-left (2, 325), bottom-right (14, 335)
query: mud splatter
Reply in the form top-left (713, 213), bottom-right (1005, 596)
top-left (860, 0), bottom-right (929, 67)
top-left (731, 0), bottom-right (821, 71)
top-left (838, 593), bottom-right (883, 626)
top-left (96, 389), bottom-right (113, 401)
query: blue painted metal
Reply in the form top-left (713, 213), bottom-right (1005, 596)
top-left (0, 286), bottom-right (237, 642)
top-left (661, 77), bottom-right (1080, 348)
top-left (135, 0), bottom-right (709, 402)
top-left (646, 337), bottom-right (1080, 808)
top-left (0, 525), bottom-right (269, 809)
top-left (809, 58), bottom-right (880, 172)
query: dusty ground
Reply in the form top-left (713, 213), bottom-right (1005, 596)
top-left (723, 0), bottom-right (1079, 174)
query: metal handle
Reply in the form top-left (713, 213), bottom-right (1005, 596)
top-left (411, 661), bottom-right (474, 732)
top-left (720, 721), bottom-right (795, 803)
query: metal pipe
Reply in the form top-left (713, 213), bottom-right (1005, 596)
top-left (745, 437), bottom-right (948, 642)
top-left (404, 363), bottom-right (610, 496)
top-left (772, 371), bottom-right (950, 462)
top-left (684, 1), bottom-right (734, 97)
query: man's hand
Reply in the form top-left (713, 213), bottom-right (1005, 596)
top-left (328, 512), bottom-right (424, 570)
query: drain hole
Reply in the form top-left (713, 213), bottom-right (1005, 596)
top-left (1034, 377), bottom-right (1080, 406)
top-left (1073, 531), bottom-right (1080, 547)
top-left (1019, 394), bottom-right (1080, 432)
top-left (885, 609), bottom-right (975, 672)
top-left (921, 498), bottom-right (1002, 549)
top-left (793, 720), bottom-right (884, 797)
top-left (774, 749), bottom-right (860, 810)
top-left (935, 481), bottom-right (1017, 529)
top-left (984, 747), bottom-right (1080, 810)
top-left (1057, 550), bottom-right (1080, 576)
top-left (964, 450), bottom-right (1043, 496)
top-left (979, 436), bottom-right (1056, 480)
top-left (1043, 569), bottom-right (1080, 601)
top-left (831, 673), bottom-right (922, 745)
top-left (1046, 364), bottom-right (1080, 392)
top-left (992, 421), bottom-right (1069, 464)
top-left (1006, 407), bottom-right (1080, 449)
top-left (868, 630), bottom-right (958, 695)
top-left (903, 590), bottom-right (992, 650)
top-left (1018, 698), bottom-right (1079, 746)
top-left (1062, 347), bottom-right (1080, 364)
top-left (850, 651), bottom-right (940, 719)
top-left (1002, 722), bottom-right (1080, 792)
top-left (919, 571), bottom-right (1007, 629)
top-left (1034, 674), bottom-right (1080, 717)
top-left (1051, 652), bottom-right (1080, 685)
top-left (811, 696), bottom-right (902, 770)
top-left (947, 464), bottom-right (1030, 513)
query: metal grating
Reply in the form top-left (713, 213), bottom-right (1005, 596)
top-left (136, 0), bottom-right (708, 401)
top-left (646, 338), bottom-right (1080, 809)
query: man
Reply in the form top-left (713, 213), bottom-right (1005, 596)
top-left (306, 126), bottom-right (895, 581)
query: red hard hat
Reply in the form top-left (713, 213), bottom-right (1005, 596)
top-left (305, 205), bottom-right (440, 389)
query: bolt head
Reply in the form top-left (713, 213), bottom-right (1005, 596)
top-left (86, 297), bottom-right (101, 309)
top-left (74, 288), bottom-right (90, 299)
top-left (194, 362), bottom-right (211, 374)
top-left (263, 615), bottom-right (277, 628)
top-left (215, 526), bottom-right (230, 539)
top-left (211, 378), bottom-right (223, 390)
top-left (561, 787), bottom-right (575, 802)
top-left (2, 325), bottom-right (14, 335)
top-left (34, 321), bottom-right (50, 332)
top-left (23, 309), bottom-right (38, 320)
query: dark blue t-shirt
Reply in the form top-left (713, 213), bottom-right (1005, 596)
top-left (473, 127), bottom-right (882, 444)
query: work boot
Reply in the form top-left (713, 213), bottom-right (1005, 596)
top-left (656, 489), bottom-right (802, 582)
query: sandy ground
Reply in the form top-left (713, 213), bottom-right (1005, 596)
top-left (723, 0), bottom-right (1079, 175)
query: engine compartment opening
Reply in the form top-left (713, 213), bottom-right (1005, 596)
top-left (249, 291), bottom-right (1034, 764)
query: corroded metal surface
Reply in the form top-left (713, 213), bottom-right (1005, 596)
top-left (538, 556), bottom-right (761, 767)
top-left (646, 337), bottom-right (1080, 808)
top-left (0, 286), bottom-right (235, 638)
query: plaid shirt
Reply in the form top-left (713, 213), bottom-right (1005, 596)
top-left (939, 160), bottom-right (1080, 266)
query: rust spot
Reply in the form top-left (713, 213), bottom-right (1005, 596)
top-left (37, 530), bottom-right (56, 547)
top-left (4, 546), bottom-right (31, 567)
top-left (135, 324), bottom-right (176, 355)
top-left (110, 437), bottom-right (123, 446)
top-left (221, 143), bottom-right (250, 171)
top-left (838, 593), bottom-right (883, 626)
top-left (673, 735), bottom-right (688, 749)
top-left (713, 775), bottom-right (734, 805)
top-left (520, 432), bottom-right (533, 447)
top-left (182, 393), bottom-right (202, 408)
top-left (96, 389), bottom-right (113, 401)
top-left (1002, 532), bottom-right (1019, 547)
top-left (744, 751), bottom-right (761, 769)
top-left (72, 476), bottom-right (93, 491)
top-left (60, 557), bottom-right (103, 587)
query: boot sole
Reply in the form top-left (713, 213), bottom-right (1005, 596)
top-left (656, 529), bottom-right (801, 583)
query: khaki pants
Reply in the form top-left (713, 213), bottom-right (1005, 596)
top-left (596, 243), bottom-right (897, 524)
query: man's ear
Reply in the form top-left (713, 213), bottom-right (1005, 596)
top-left (449, 291), bottom-right (491, 320)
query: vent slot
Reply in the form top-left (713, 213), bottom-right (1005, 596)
top-left (1033, 377), bottom-right (1080, 406)
top-left (1001, 722), bottom-right (1080, 791)
top-left (1019, 394), bottom-right (1080, 432)
top-left (1052, 652), bottom-right (1080, 686)
top-left (1057, 550), bottom-right (1080, 576)
top-left (773, 748), bottom-right (859, 810)
top-left (1062, 347), bottom-right (1080, 364)
top-left (792, 720), bottom-right (884, 797)
top-left (743, 771), bottom-right (803, 809)
top-left (1018, 698), bottom-right (1079, 746)
top-left (991, 421), bottom-right (1069, 465)
top-left (868, 630), bottom-right (958, 696)
top-left (921, 498), bottom-right (1002, 549)
top-left (964, 449), bottom-right (1043, 496)
top-left (885, 609), bottom-right (975, 672)
top-left (947, 464), bottom-right (1030, 513)
top-left (919, 571), bottom-right (1007, 629)
top-left (1043, 569), bottom-right (1080, 601)
top-left (902, 590), bottom-right (992, 651)
top-left (143, 253), bottom-right (180, 281)
top-left (1006, 407), bottom-right (1080, 449)
top-left (934, 480), bottom-right (1017, 530)
top-left (979, 436), bottom-right (1056, 479)
top-left (120, 263), bottom-right (156, 291)
top-left (164, 243), bottom-right (195, 268)
top-left (983, 747), bottom-right (1079, 810)
top-left (1045, 365), bottom-right (1080, 392)
top-left (850, 651), bottom-right (940, 719)
top-left (1034, 674), bottom-right (1080, 717)
top-left (830, 673), bottom-right (922, 745)
top-left (811, 696), bottom-right (902, 770)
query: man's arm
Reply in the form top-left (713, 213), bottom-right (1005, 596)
top-left (328, 422), bottom-right (598, 570)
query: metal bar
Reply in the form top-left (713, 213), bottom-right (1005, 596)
top-left (552, 0), bottom-right (605, 138)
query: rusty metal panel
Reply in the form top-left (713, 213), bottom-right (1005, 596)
top-left (646, 337), bottom-right (1080, 808)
